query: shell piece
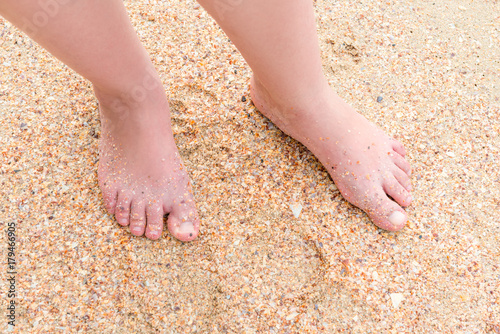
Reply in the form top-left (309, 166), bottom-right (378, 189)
top-left (290, 203), bottom-right (303, 218)
top-left (390, 293), bottom-right (404, 308)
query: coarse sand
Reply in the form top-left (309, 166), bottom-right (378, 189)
top-left (0, 0), bottom-right (499, 332)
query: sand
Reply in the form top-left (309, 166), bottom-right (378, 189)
top-left (0, 0), bottom-right (499, 332)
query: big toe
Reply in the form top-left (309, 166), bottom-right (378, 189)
top-left (363, 189), bottom-right (408, 231)
top-left (166, 195), bottom-right (200, 242)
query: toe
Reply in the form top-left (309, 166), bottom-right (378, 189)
top-left (145, 202), bottom-right (164, 240)
top-left (129, 200), bottom-right (147, 236)
top-left (392, 140), bottom-right (407, 157)
top-left (102, 188), bottom-right (118, 214)
top-left (166, 194), bottom-right (200, 242)
top-left (364, 189), bottom-right (408, 231)
top-left (115, 192), bottom-right (132, 226)
top-left (393, 167), bottom-right (413, 192)
top-left (384, 177), bottom-right (412, 208)
top-left (392, 152), bottom-right (412, 176)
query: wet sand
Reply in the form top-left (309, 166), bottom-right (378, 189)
top-left (0, 0), bottom-right (499, 332)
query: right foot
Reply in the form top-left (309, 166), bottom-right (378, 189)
top-left (95, 84), bottom-right (200, 241)
top-left (251, 76), bottom-right (412, 231)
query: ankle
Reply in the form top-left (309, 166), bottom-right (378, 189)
top-left (94, 77), bottom-right (167, 117)
top-left (93, 63), bottom-right (165, 107)
top-left (251, 75), bottom-right (333, 123)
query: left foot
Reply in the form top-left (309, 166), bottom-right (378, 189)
top-left (250, 76), bottom-right (412, 231)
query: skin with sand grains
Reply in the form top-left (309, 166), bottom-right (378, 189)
top-left (250, 76), bottom-right (412, 231)
top-left (0, 0), bottom-right (412, 241)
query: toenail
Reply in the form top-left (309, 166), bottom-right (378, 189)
top-left (131, 226), bottom-right (143, 233)
top-left (119, 218), bottom-right (128, 225)
top-left (177, 221), bottom-right (194, 235)
top-left (388, 211), bottom-right (406, 227)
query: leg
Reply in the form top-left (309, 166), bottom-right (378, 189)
top-left (198, 0), bottom-right (412, 230)
top-left (0, 0), bottom-right (200, 241)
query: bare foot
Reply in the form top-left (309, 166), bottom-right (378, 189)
top-left (95, 85), bottom-right (200, 241)
top-left (250, 76), bottom-right (412, 231)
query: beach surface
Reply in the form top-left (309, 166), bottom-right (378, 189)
top-left (1, 0), bottom-right (499, 332)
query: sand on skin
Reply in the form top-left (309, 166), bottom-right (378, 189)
top-left (0, 0), bottom-right (499, 332)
